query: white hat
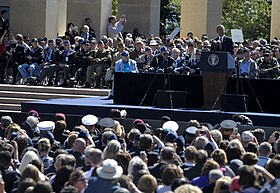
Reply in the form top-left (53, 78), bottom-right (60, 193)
top-left (37, 121), bottom-right (55, 131)
top-left (149, 39), bottom-right (158, 46)
top-left (185, 126), bottom-right (198, 135)
top-left (242, 131), bottom-right (253, 141)
top-left (82, 114), bottom-right (98, 126)
top-left (162, 121), bottom-right (179, 132)
top-left (97, 159), bottom-right (123, 180)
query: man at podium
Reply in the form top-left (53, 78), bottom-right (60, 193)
top-left (211, 25), bottom-right (234, 55)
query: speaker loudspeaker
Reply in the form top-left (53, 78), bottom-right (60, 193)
top-left (156, 90), bottom-right (187, 108)
top-left (221, 94), bottom-right (249, 112)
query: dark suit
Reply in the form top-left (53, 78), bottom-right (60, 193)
top-left (148, 162), bottom-right (168, 182)
top-left (211, 36), bottom-right (234, 55)
top-left (0, 167), bottom-right (20, 193)
top-left (184, 163), bottom-right (203, 180)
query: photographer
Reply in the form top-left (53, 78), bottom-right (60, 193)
top-left (107, 15), bottom-right (126, 39)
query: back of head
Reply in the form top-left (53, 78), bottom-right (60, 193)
top-left (258, 142), bottom-right (272, 156)
top-left (208, 169), bottom-right (224, 183)
top-left (211, 149), bottom-right (228, 166)
top-left (103, 140), bottom-right (121, 159)
top-left (194, 136), bottom-right (208, 149)
top-left (195, 150), bottom-right (208, 164)
top-left (138, 174), bottom-right (158, 193)
top-left (174, 184), bottom-right (202, 193)
top-left (275, 139), bottom-right (280, 154)
top-left (161, 164), bottom-right (183, 186)
top-left (201, 160), bottom-right (220, 175)
top-left (101, 130), bottom-right (116, 145)
top-left (85, 147), bottom-right (102, 165)
top-left (252, 128), bottom-right (265, 144)
top-left (213, 176), bottom-right (232, 193)
top-left (17, 178), bottom-right (36, 193)
top-left (267, 158), bottom-right (280, 178)
top-left (21, 164), bottom-right (40, 182)
top-left (160, 146), bottom-right (176, 162)
top-left (238, 165), bottom-right (258, 187)
top-left (139, 134), bottom-right (153, 150)
top-left (171, 177), bottom-right (190, 192)
top-left (241, 152), bottom-right (258, 165)
top-left (184, 146), bottom-right (197, 162)
top-left (128, 156), bottom-right (148, 178)
top-left (0, 150), bottom-right (12, 168)
top-left (33, 181), bottom-right (53, 193)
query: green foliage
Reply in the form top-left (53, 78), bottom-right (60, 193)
top-left (222, 0), bottom-right (272, 41)
top-left (160, 0), bottom-right (182, 38)
top-left (112, 0), bottom-right (118, 16)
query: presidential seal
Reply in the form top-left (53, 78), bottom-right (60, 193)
top-left (207, 54), bottom-right (219, 66)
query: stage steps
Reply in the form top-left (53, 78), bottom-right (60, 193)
top-left (0, 84), bottom-right (110, 111)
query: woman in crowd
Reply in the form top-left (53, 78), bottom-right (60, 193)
top-left (65, 170), bottom-right (88, 193)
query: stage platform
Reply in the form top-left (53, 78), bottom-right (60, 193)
top-left (21, 96), bottom-right (280, 128)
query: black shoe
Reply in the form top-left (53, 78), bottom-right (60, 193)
top-left (47, 82), bottom-right (53, 86)
top-left (83, 82), bottom-right (91, 88)
top-left (60, 80), bottom-right (68, 87)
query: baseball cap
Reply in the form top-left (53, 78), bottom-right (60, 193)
top-left (28, 110), bottom-right (40, 118)
top-left (121, 51), bottom-right (129, 56)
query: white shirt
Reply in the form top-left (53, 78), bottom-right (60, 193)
top-left (84, 167), bottom-right (95, 179)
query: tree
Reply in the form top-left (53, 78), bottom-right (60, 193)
top-left (112, 0), bottom-right (118, 16)
top-left (160, 0), bottom-right (181, 38)
top-left (222, 0), bottom-right (272, 41)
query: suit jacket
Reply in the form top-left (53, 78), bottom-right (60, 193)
top-left (43, 47), bottom-right (59, 64)
top-left (184, 163), bottom-right (204, 180)
top-left (211, 36), bottom-right (234, 55)
top-left (85, 177), bottom-right (121, 193)
top-left (148, 162), bottom-right (168, 182)
top-left (0, 167), bottom-right (20, 193)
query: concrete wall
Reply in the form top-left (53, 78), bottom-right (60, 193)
top-left (10, 0), bottom-right (46, 38)
top-left (67, 0), bottom-right (112, 39)
top-left (180, 0), bottom-right (222, 39)
top-left (10, 0), bottom-right (66, 39)
top-left (118, 0), bottom-right (160, 37)
top-left (1, 0), bottom-right (10, 6)
top-left (271, 0), bottom-right (280, 41)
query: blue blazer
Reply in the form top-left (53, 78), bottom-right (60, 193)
top-left (115, 59), bottom-right (139, 73)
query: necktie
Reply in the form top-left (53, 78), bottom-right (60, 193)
top-left (219, 37), bottom-right (223, 50)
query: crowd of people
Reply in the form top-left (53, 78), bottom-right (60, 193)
top-left (0, 110), bottom-right (280, 193)
top-left (1, 11), bottom-right (280, 91)
top-left (1, 10), bottom-right (280, 193)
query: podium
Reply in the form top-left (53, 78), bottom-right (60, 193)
top-left (201, 51), bottom-right (235, 108)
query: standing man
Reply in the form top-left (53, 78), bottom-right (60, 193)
top-left (80, 18), bottom-right (96, 39)
top-left (0, 10), bottom-right (9, 45)
top-left (211, 24), bottom-right (234, 55)
top-left (107, 15), bottom-right (126, 39)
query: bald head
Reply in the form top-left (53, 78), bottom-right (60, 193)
top-left (73, 138), bottom-right (86, 153)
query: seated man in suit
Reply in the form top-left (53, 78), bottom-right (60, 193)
top-left (211, 24), bottom-right (234, 55)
